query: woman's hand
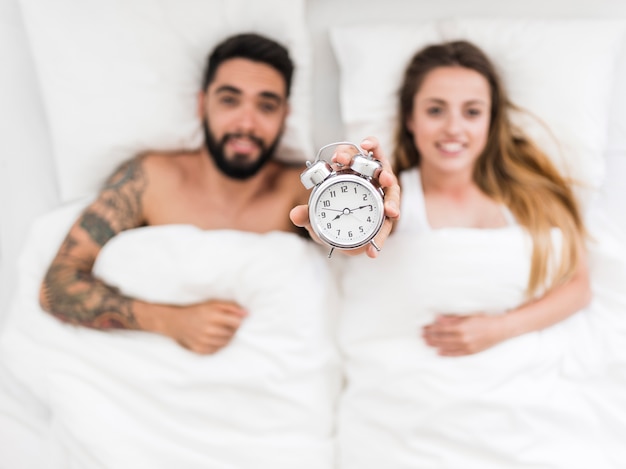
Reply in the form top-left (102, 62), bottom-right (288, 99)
top-left (290, 137), bottom-right (401, 258)
top-left (422, 313), bottom-right (510, 356)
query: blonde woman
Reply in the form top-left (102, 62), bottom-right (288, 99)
top-left (336, 40), bottom-right (603, 469)
top-left (393, 40), bottom-right (591, 356)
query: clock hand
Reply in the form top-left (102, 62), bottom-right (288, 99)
top-left (347, 205), bottom-right (374, 223)
top-left (326, 207), bottom-right (352, 220)
top-left (347, 204), bottom-right (373, 212)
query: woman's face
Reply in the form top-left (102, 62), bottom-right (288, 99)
top-left (406, 66), bottom-right (491, 178)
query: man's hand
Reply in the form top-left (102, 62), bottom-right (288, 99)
top-left (290, 137), bottom-right (400, 258)
top-left (155, 300), bottom-right (248, 354)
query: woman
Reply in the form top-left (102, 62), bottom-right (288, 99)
top-left (393, 40), bottom-right (590, 356)
top-left (336, 40), bottom-right (601, 468)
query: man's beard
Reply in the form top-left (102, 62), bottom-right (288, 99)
top-left (202, 119), bottom-right (281, 180)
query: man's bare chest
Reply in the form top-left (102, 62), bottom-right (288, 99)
top-left (146, 195), bottom-right (297, 234)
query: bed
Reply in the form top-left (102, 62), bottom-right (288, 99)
top-left (1, 0), bottom-right (626, 467)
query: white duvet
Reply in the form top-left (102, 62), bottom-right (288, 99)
top-left (0, 202), bottom-right (341, 469)
top-left (2, 201), bottom-right (626, 469)
top-left (336, 212), bottom-right (626, 469)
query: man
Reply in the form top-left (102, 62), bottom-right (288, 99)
top-left (39, 33), bottom-right (400, 355)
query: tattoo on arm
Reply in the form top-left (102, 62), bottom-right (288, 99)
top-left (102, 158), bottom-right (147, 219)
top-left (41, 156), bottom-right (149, 329)
top-left (81, 157), bottom-right (148, 246)
top-left (42, 262), bottom-right (138, 329)
top-left (80, 211), bottom-right (116, 247)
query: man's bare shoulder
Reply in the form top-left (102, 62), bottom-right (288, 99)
top-left (140, 149), bottom-right (204, 171)
top-left (132, 149), bottom-right (205, 185)
top-left (266, 160), bottom-right (308, 201)
top-left (274, 161), bottom-right (307, 181)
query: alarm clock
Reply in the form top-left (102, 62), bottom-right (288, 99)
top-left (300, 142), bottom-right (385, 257)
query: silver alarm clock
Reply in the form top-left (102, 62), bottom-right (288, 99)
top-left (300, 142), bottom-right (385, 257)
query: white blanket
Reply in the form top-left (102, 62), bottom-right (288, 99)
top-left (0, 202), bottom-right (341, 469)
top-left (336, 220), bottom-right (626, 469)
top-left (2, 202), bottom-right (625, 469)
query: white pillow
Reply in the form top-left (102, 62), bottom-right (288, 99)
top-left (331, 19), bottom-right (626, 193)
top-left (19, 0), bottom-right (314, 203)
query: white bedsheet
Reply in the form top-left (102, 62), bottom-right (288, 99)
top-left (0, 202), bottom-right (341, 469)
top-left (336, 209), bottom-right (626, 469)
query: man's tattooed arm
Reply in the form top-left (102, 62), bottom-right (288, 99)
top-left (39, 156), bottom-right (149, 329)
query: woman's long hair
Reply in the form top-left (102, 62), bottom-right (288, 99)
top-left (393, 40), bottom-right (585, 296)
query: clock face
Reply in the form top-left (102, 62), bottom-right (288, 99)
top-left (310, 174), bottom-right (384, 249)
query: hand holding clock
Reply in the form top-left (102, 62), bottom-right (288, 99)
top-left (290, 137), bottom-right (400, 258)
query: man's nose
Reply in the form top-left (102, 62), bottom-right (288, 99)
top-left (235, 104), bottom-right (257, 132)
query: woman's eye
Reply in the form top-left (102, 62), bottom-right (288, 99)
top-left (426, 107), bottom-right (442, 116)
top-left (466, 108), bottom-right (482, 117)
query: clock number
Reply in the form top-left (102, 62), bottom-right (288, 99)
top-left (323, 200), bottom-right (330, 207)
top-left (329, 190), bottom-right (336, 198)
top-left (367, 216), bottom-right (372, 222)
top-left (341, 185), bottom-right (348, 193)
top-left (359, 226), bottom-right (364, 233)
top-left (362, 194), bottom-right (369, 201)
top-left (348, 231), bottom-right (353, 238)
top-left (336, 229), bottom-right (341, 236)
top-left (327, 223), bottom-right (332, 229)
top-left (321, 212), bottom-right (326, 219)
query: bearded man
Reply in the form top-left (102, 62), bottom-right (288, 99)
top-left (39, 33), bottom-right (399, 354)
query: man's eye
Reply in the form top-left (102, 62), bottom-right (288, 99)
top-left (220, 96), bottom-right (238, 106)
top-left (259, 101), bottom-right (279, 113)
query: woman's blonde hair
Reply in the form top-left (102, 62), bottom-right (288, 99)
top-left (393, 40), bottom-right (585, 296)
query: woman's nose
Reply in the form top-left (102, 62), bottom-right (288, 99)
top-left (444, 112), bottom-right (463, 135)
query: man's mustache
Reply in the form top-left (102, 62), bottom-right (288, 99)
top-left (222, 133), bottom-right (265, 150)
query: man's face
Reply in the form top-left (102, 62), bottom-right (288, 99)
top-left (202, 58), bottom-right (289, 179)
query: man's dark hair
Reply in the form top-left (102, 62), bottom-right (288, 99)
top-left (202, 33), bottom-right (294, 97)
